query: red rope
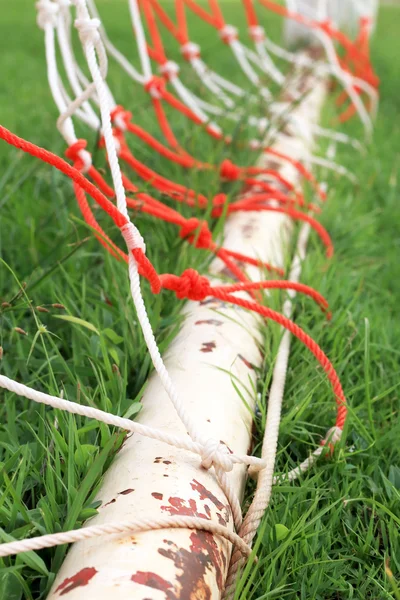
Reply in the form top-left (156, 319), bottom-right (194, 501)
top-left (0, 124), bottom-right (347, 439)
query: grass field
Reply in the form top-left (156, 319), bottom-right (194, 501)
top-left (0, 1), bottom-right (399, 599)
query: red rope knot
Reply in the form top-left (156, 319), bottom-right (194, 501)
top-left (159, 60), bottom-right (180, 81)
top-left (120, 222), bottom-right (146, 254)
top-left (162, 269), bottom-right (211, 301)
top-left (248, 25), bottom-right (265, 42)
top-left (179, 218), bottom-right (213, 249)
top-left (219, 24), bottom-right (238, 45)
top-left (180, 41), bottom-right (201, 61)
top-left (111, 105), bottom-right (132, 132)
top-left (65, 139), bottom-right (92, 173)
top-left (212, 193), bottom-right (227, 208)
top-left (144, 76), bottom-right (166, 99)
top-left (200, 438), bottom-right (234, 472)
top-left (220, 159), bottom-right (241, 181)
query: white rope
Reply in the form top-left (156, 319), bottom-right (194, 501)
top-left (8, 0), bottom-right (352, 581)
top-left (0, 516), bottom-right (252, 559)
top-left (56, 0), bottom-right (101, 130)
top-left (127, 0), bottom-right (152, 81)
top-left (222, 175), bottom-right (342, 598)
top-left (86, 0), bottom-right (146, 84)
top-left (260, 22), bottom-right (377, 135)
top-left (0, 375), bottom-right (266, 473)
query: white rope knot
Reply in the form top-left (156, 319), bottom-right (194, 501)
top-left (200, 439), bottom-right (234, 473)
top-left (249, 139), bottom-right (261, 150)
top-left (120, 222), bottom-right (146, 254)
top-left (180, 41), bottom-right (201, 61)
top-left (249, 25), bottom-right (265, 42)
top-left (36, 0), bottom-right (59, 29)
top-left (75, 17), bottom-right (101, 46)
top-left (257, 117), bottom-right (269, 134)
top-left (159, 61), bottom-right (180, 80)
top-left (219, 24), bottom-right (238, 44)
top-left (324, 426), bottom-right (342, 445)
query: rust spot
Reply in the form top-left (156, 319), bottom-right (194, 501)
top-left (131, 571), bottom-right (172, 592)
top-left (241, 220), bottom-right (257, 239)
top-left (190, 480), bottom-right (224, 511)
top-left (163, 474), bottom-right (169, 477)
top-left (217, 513), bottom-right (227, 527)
top-left (238, 353), bottom-right (256, 370)
top-left (119, 488), bottom-right (134, 495)
top-left (206, 419), bottom-right (211, 423)
top-left (103, 498), bottom-right (116, 507)
top-left (161, 496), bottom-right (210, 520)
top-left (158, 530), bottom-right (226, 598)
top-left (152, 492), bottom-right (163, 500)
top-left (264, 159), bottom-right (281, 171)
top-left (218, 265), bottom-right (240, 281)
top-left (199, 298), bottom-right (226, 307)
top-left (56, 567), bottom-right (98, 595)
top-left (163, 460), bottom-right (172, 465)
top-left (200, 341), bottom-right (216, 354)
top-left (195, 319), bottom-right (224, 326)
top-left (191, 479), bottom-right (231, 526)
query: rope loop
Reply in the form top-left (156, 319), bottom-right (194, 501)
top-left (65, 139), bottom-right (92, 173)
top-left (159, 60), bottom-right (180, 80)
top-left (220, 159), bottom-right (241, 180)
top-left (219, 24), bottom-right (238, 44)
top-left (179, 218), bottom-right (213, 249)
top-left (36, 0), bottom-right (59, 29)
top-left (144, 76), bottom-right (167, 99)
top-left (160, 269), bottom-right (212, 301)
top-left (120, 222), bottom-right (146, 254)
top-left (74, 16), bottom-right (101, 46)
top-left (111, 105), bottom-right (132, 132)
top-left (248, 25), bottom-right (265, 42)
top-left (180, 41), bottom-right (201, 61)
top-left (200, 439), bottom-right (234, 472)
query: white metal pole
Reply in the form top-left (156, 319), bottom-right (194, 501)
top-left (47, 59), bottom-right (326, 600)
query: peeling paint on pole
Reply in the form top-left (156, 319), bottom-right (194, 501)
top-left (47, 59), bottom-right (326, 599)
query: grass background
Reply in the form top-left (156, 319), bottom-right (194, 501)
top-left (0, 1), bottom-right (399, 599)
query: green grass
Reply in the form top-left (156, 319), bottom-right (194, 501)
top-left (0, 2), bottom-right (399, 599)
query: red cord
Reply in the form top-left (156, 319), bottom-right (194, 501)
top-left (0, 124), bottom-right (347, 438)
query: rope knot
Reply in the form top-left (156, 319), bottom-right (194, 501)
top-left (74, 16), bottom-right (101, 46)
top-left (180, 41), bottom-right (201, 61)
top-left (212, 193), bottom-right (227, 207)
top-left (159, 61), bottom-right (180, 81)
top-left (220, 159), bottom-right (241, 181)
top-left (36, 0), bottom-right (59, 29)
top-left (144, 76), bottom-right (166, 99)
top-left (219, 24), bottom-right (238, 44)
top-left (120, 222), bottom-right (146, 254)
top-left (111, 105), bottom-right (132, 132)
top-left (65, 139), bottom-right (92, 173)
top-left (249, 139), bottom-right (261, 150)
top-left (179, 218), bottom-right (212, 249)
top-left (171, 269), bottom-right (211, 301)
top-left (200, 439), bottom-right (234, 472)
top-left (249, 25), bottom-right (265, 42)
